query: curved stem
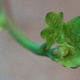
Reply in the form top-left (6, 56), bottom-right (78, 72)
top-left (6, 19), bottom-right (44, 55)
top-left (0, 0), bottom-right (55, 58)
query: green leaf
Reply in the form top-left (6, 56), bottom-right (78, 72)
top-left (57, 17), bottom-right (80, 45)
top-left (41, 12), bottom-right (80, 68)
top-left (53, 16), bottom-right (80, 68)
top-left (41, 12), bottom-right (63, 49)
top-left (53, 43), bottom-right (80, 68)
top-left (64, 17), bottom-right (80, 48)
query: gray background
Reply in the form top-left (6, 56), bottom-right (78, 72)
top-left (0, 0), bottom-right (80, 80)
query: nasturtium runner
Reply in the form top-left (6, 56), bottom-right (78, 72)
top-left (41, 12), bottom-right (80, 68)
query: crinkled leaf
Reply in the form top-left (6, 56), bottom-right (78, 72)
top-left (52, 43), bottom-right (80, 68)
top-left (54, 16), bottom-right (80, 68)
top-left (41, 12), bottom-right (80, 68)
top-left (57, 17), bottom-right (80, 46)
top-left (41, 12), bottom-right (63, 49)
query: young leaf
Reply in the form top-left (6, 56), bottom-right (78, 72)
top-left (57, 16), bottom-right (80, 68)
top-left (63, 17), bottom-right (80, 48)
top-left (41, 12), bottom-right (63, 49)
top-left (41, 12), bottom-right (80, 68)
top-left (53, 43), bottom-right (80, 68)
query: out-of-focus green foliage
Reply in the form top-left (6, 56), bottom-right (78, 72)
top-left (0, 0), bottom-right (6, 32)
top-left (41, 12), bottom-right (80, 68)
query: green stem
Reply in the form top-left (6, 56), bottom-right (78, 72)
top-left (6, 19), bottom-right (44, 55)
top-left (0, 0), bottom-right (6, 27)
top-left (0, 0), bottom-right (55, 58)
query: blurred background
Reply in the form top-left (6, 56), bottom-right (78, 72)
top-left (0, 0), bottom-right (80, 80)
